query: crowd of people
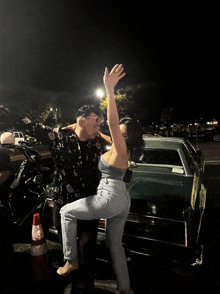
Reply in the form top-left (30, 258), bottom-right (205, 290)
top-left (0, 65), bottom-right (144, 294)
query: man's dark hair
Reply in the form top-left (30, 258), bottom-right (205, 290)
top-left (76, 105), bottom-right (103, 119)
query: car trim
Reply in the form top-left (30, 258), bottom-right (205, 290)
top-left (137, 163), bottom-right (183, 169)
top-left (98, 213), bottom-right (188, 248)
top-left (126, 213), bottom-right (188, 247)
top-left (123, 232), bottom-right (187, 248)
top-left (134, 163), bottom-right (193, 178)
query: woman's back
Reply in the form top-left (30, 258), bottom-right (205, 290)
top-left (102, 148), bottom-right (129, 170)
top-left (99, 155), bottom-right (126, 181)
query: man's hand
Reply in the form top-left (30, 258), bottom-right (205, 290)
top-left (103, 64), bottom-right (126, 92)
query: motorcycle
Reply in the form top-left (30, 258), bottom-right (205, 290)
top-left (8, 142), bottom-right (54, 239)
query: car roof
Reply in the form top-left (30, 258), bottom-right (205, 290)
top-left (143, 137), bottom-right (189, 150)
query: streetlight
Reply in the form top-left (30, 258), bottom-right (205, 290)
top-left (96, 89), bottom-right (104, 99)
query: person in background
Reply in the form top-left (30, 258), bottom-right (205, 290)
top-left (0, 132), bottom-right (15, 265)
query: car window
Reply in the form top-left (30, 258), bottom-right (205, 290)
top-left (185, 140), bottom-right (197, 158)
top-left (182, 144), bottom-right (196, 171)
top-left (14, 133), bottom-right (19, 138)
top-left (142, 149), bottom-right (182, 166)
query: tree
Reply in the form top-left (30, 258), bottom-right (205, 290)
top-left (100, 82), bottom-right (159, 124)
top-left (26, 105), bottom-right (50, 123)
top-left (25, 91), bottom-right (59, 125)
top-left (100, 85), bottom-right (140, 119)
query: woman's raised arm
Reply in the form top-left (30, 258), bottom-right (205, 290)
top-left (103, 64), bottom-right (126, 155)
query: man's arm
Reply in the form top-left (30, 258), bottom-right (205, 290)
top-left (99, 132), bottom-right (112, 145)
top-left (63, 123), bottom-right (112, 145)
top-left (62, 123), bottom-right (77, 131)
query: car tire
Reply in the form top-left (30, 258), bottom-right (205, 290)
top-left (214, 134), bottom-right (220, 141)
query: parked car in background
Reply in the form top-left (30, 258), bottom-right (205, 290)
top-left (13, 131), bottom-right (25, 145)
top-left (204, 128), bottom-right (220, 142)
top-left (12, 132), bottom-right (38, 145)
top-left (97, 137), bottom-right (206, 265)
top-left (187, 127), bottom-right (220, 142)
top-left (143, 133), bottom-right (163, 138)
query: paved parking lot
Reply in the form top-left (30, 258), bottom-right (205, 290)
top-left (1, 240), bottom-right (118, 294)
top-left (192, 141), bottom-right (220, 163)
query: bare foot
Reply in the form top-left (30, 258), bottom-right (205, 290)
top-left (57, 259), bottom-right (78, 276)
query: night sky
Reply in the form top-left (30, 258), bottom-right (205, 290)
top-left (1, 1), bottom-right (207, 123)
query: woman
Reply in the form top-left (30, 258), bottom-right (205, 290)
top-left (57, 64), bottom-right (143, 294)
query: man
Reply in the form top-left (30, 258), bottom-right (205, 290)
top-left (0, 104), bottom-right (111, 293)
top-left (0, 132), bottom-right (14, 186)
top-left (0, 132), bottom-right (15, 265)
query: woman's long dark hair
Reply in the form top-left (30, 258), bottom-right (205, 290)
top-left (119, 117), bottom-right (144, 162)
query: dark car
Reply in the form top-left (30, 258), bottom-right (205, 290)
top-left (97, 137), bottom-right (207, 265)
top-left (187, 126), bottom-right (220, 142)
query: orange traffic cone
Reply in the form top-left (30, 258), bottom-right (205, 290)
top-left (30, 213), bottom-right (48, 257)
top-left (30, 213), bottom-right (49, 282)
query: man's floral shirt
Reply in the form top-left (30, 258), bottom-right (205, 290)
top-left (21, 121), bottom-right (107, 205)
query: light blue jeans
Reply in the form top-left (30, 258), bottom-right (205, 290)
top-left (60, 178), bottom-right (131, 291)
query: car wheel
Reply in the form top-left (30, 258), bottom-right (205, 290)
top-left (214, 134), bottom-right (220, 141)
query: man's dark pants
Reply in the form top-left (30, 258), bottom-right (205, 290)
top-left (54, 206), bottom-right (99, 290)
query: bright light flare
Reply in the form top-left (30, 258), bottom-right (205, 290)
top-left (96, 89), bottom-right (104, 98)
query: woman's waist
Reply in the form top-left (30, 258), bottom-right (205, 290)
top-left (100, 174), bottom-right (125, 181)
top-left (98, 177), bottom-right (127, 192)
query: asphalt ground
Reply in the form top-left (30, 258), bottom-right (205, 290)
top-left (196, 141), bottom-right (220, 165)
top-left (1, 141), bottom-right (220, 293)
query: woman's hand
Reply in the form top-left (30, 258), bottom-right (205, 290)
top-left (103, 64), bottom-right (125, 92)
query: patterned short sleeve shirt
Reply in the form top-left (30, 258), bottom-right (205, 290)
top-left (23, 123), bottom-right (107, 204)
